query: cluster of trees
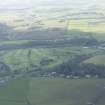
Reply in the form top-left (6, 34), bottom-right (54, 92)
top-left (0, 62), bottom-right (11, 77)
top-left (11, 54), bottom-right (105, 79)
top-left (1, 54), bottom-right (105, 79)
top-left (41, 55), bottom-right (105, 78)
top-left (0, 23), bottom-right (12, 40)
top-left (50, 63), bottom-right (105, 78)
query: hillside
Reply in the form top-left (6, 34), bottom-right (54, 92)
top-left (0, 0), bottom-right (105, 79)
top-left (0, 0), bottom-right (105, 105)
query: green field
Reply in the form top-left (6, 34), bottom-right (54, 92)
top-left (0, 40), bottom-right (30, 46)
top-left (0, 46), bottom-right (99, 72)
top-left (0, 2), bottom-right (105, 105)
top-left (84, 55), bottom-right (105, 65)
top-left (67, 20), bottom-right (105, 41)
top-left (0, 78), bottom-right (29, 105)
top-left (69, 20), bottom-right (105, 33)
top-left (0, 78), bottom-right (105, 105)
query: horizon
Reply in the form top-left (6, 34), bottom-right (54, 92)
top-left (0, 0), bottom-right (105, 9)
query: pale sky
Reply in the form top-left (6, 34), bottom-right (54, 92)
top-left (0, 0), bottom-right (105, 9)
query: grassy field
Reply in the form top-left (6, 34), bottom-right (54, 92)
top-left (1, 12), bottom-right (105, 41)
top-left (0, 78), bottom-right (29, 105)
top-left (68, 20), bottom-right (105, 41)
top-left (69, 20), bottom-right (105, 33)
top-left (83, 55), bottom-right (105, 65)
top-left (0, 40), bottom-right (30, 46)
top-left (0, 47), bottom-right (99, 72)
top-left (0, 78), bottom-right (105, 105)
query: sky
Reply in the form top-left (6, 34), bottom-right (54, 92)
top-left (0, 0), bottom-right (105, 9)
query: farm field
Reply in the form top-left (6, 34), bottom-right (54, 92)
top-left (0, 0), bottom-right (105, 105)
top-left (69, 20), bottom-right (105, 33)
top-left (0, 78), bottom-right (105, 105)
top-left (0, 46), bottom-right (99, 72)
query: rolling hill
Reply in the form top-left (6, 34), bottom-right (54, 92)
top-left (0, 1), bottom-right (105, 105)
